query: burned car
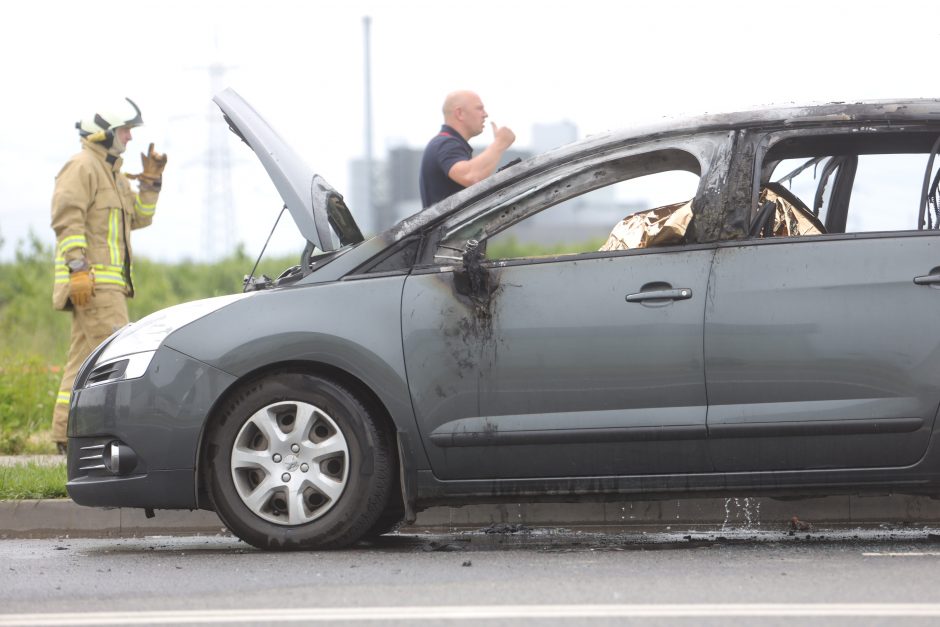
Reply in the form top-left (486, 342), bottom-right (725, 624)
top-left (67, 90), bottom-right (940, 549)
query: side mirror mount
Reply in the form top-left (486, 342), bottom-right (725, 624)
top-left (453, 239), bottom-right (489, 299)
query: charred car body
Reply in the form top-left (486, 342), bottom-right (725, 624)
top-left (67, 91), bottom-right (940, 549)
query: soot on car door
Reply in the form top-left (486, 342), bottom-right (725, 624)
top-left (403, 141), bottom-right (727, 480)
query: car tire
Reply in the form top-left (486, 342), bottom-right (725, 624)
top-left (206, 372), bottom-right (394, 550)
top-left (361, 500), bottom-right (405, 538)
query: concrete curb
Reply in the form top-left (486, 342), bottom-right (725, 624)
top-left (5, 457), bottom-right (940, 537)
top-left (0, 499), bottom-right (226, 538)
top-left (4, 495), bottom-right (940, 538)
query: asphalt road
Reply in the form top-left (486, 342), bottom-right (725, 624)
top-left (3, 526), bottom-right (940, 625)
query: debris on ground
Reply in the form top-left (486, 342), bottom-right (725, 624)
top-left (481, 523), bottom-right (531, 534)
top-left (788, 516), bottom-right (813, 534)
top-left (422, 540), bottom-right (468, 552)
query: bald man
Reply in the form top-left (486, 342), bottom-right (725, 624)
top-left (419, 90), bottom-right (515, 208)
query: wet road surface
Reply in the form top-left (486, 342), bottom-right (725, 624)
top-left (3, 525), bottom-right (940, 625)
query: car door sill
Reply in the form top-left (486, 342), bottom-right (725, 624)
top-left (430, 424), bottom-right (706, 447)
top-left (709, 417), bottom-right (923, 438)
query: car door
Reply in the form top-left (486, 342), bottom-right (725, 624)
top-left (402, 141), bottom-right (725, 480)
top-left (705, 131), bottom-right (940, 472)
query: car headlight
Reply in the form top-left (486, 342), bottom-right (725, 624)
top-left (84, 292), bottom-right (253, 387)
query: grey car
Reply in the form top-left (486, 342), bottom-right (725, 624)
top-left (67, 90), bottom-right (940, 549)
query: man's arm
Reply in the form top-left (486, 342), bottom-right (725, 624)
top-left (51, 160), bottom-right (94, 263)
top-left (448, 123), bottom-right (515, 187)
top-left (129, 143), bottom-right (165, 229)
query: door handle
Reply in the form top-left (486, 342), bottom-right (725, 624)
top-left (625, 288), bottom-right (693, 303)
top-left (914, 274), bottom-right (940, 286)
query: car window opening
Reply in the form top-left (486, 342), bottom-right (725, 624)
top-left (759, 131), bottom-right (940, 237)
top-left (918, 134), bottom-right (940, 230)
top-left (440, 149), bottom-right (703, 262)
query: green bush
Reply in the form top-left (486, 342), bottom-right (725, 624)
top-left (0, 353), bottom-right (62, 454)
top-left (487, 235), bottom-right (606, 260)
top-left (0, 233), bottom-right (71, 361)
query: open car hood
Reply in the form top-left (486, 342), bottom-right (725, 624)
top-left (212, 88), bottom-right (363, 252)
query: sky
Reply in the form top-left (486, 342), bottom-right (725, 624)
top-left (1, 0), bottom-right (938, 262)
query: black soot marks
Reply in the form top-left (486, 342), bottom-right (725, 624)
top-left (446, 239), bottom-right (503, 378)
top-left (452, 239), bottom-right (501, 336)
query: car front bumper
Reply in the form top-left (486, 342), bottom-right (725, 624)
top-left (66, 345), bottom-right (237, 509)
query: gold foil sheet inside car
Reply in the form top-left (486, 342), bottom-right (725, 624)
top-left (599, 199), bottom-right (693, 251)
top-left (757, 184), bottom-right (826, 238)
top-left (600, 185), bottom-right (824, 252)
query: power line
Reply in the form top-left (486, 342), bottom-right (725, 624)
top-left (204, 61), bottom-right (236, 260)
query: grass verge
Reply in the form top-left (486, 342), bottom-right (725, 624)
top-left (0, 352), bottom-right (61, 454)
top-left (0, 461), bottom-right (67, 499)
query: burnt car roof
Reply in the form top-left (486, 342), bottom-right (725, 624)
top-left (591, 99), bottom-right (940, 148)
top-left (390, 98), bottom-right (940, 240)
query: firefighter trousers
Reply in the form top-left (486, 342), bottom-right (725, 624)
top-left (52, 290), bottom-right (129, 444)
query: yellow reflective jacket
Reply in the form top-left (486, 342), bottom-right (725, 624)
top-left (51, 139), bottom-right (158, 310)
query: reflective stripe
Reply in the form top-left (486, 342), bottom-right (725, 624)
top-left (54, 261), bottom-right (127, 286)
top-left (92, 263), bottom-right (126, 287)
top-left (57, 234), bottom-right (87, 256)
top-left (54, 255), bottom-right (69, 283)
top-left (91, 263), bottom-right (123, 273)
top-left (56, 391), bottom-right (70, 404)
top-left (95, 275), bottom-right (126, 286)
top-left (53, 198), bottom-right (130, 288)
top-left (135, 194), bottom-right (155, 216)
top-left (108, 208), bottom-right (120, 265)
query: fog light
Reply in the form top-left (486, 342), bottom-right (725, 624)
top-left (104, 441), bottom-right (138, 475)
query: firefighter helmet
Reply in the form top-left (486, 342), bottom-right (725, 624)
top-left (76, 98), bottom-right (144, 143)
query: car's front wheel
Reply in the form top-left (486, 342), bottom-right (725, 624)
top-left (206, 372), bottom-right (394, 550)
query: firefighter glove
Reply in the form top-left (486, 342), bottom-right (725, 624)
top-left (69, 270), bottom-right (95, 307)
top-left (133, 143), bottom-right (167, 192)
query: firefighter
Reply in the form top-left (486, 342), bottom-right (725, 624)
top-left (50, 98), bottom-right (167, 454)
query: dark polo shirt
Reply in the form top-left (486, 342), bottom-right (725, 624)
top-left (419, 124), bottom-right (472, 208)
